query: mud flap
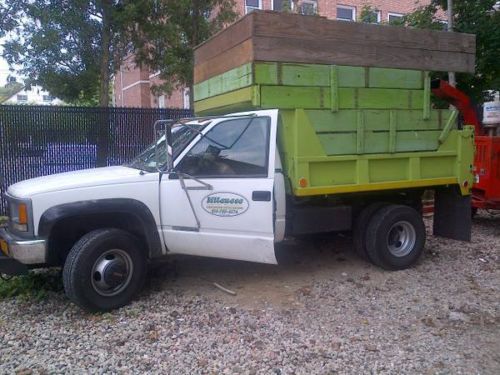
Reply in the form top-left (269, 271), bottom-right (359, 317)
top-left (433, 188), bottom-right (471, 241)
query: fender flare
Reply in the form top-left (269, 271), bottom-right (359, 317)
top-left (38, 198), bottom-right (163, 258)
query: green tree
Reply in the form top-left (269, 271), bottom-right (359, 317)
top-left (402, 0), bottom-right (500, 103)
top-left (359, 4), bottom-right (380, 23)
top-left (124, 0), bottom-right (238, 107)
top-left (2, 0), bottom-right (130, 107)
top-left (2, 1), bottom-right (137, 165)
top-left (0, 0), bottom-right (21, 38)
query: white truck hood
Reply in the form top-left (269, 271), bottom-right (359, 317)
top-left (7, 166), bottom-right (154, 199)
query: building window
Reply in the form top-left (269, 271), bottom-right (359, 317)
top-left (245, 0), bottom-right (261, 14)
top-left (300, 0), bottom-right (317, 15)
top-left (158, 95), bottom-right (165, 109)
top-left (183, 88), bottom-right (190, 110)
top-left (337, 5), bottom-right (356, 21)
top-left (388, 12), bottom-right (404, 24)
top-left (43, 95), bottom-right (54, 102)
top-left (273, 0), bottom-right (293, 11)
top-left (16, 94), bottom-right (28, 102)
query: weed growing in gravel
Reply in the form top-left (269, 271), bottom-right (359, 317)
top-left (0, 269), bottom-right (63, 301)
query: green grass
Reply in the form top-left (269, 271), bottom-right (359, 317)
top-left (0, 216), bottom-right (7, 225)
top-left (0, 269), bottom-right (63, 301)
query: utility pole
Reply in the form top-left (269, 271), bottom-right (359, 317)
top-left (447, 0), bottom-right (456, 87)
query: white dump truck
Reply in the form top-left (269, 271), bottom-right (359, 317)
top-left (1, 109), bottom-right (473, 311)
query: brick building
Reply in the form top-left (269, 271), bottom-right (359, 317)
top-left (114, 0), bottom-right (435, 109)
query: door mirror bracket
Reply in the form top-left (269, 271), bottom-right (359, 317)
top-left (153, 119), bottom-right (175, 174)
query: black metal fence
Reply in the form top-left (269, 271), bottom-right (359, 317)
top-left (0, 105), bottom-right (192, 215)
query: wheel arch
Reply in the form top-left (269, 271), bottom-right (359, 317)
top-left (38, 198), bottom-right (163, 264)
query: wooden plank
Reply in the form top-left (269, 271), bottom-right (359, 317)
top-left (194, 39), bottom-right (254, 84)
top-left (438, 110), bottom-right (459, 144)
top-left (194, 86), bottom-right (257, 114)
top-left (251, 11), bottom-right (475, 54)
top-left (196, 62), bottom-right (427, 101)
top-left (194, 11), bottom-right (476, 82)
top-left (389, 111), bottom-right (397, 153)
top-left (193, 80), bottom-right (209, 102)
top-left (356, 111), bottom-right (364, 154)
top-left (369, 68), bottom-right (423, 89)
top-left (252, 36), bottom-right (475, 74)
top-left (196, 84), bottom-right (431, 113)
top-left (316, 130), bottom-right (441, 156)
top-left (338, 66), bottom-right (366, 87)
top-left (254, 62), bottom-right (278, 84)
top-left (281, 63), bottom-right (330, 86)
top-left (194, 63), bottom-right (253, 101)
top-left (423, 72), bottom-right (431, 120)
top-left (229, 85), bottom-right (427, 110)
top-left (308, 109), bottom-right (444, 133)
top-left (260, 86), bottom-right (329, 109)
top-left (194, 14), bottom-right (254, 65)
top-left (330, 65), bottom-right (338, 112)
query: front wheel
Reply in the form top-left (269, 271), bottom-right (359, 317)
top-left (63, 229), bottom-right (147, 311)
top-left (365, 205), bottom-right (426, 270)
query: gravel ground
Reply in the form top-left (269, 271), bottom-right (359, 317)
top-left (1, 213), bottom-right (499, 374)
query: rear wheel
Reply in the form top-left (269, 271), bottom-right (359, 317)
top-left (353, 202), bottom-right (388, 261)
top-left (365, 205), bottom-right (426, 270)
top-left (63, 229), bottom-right (147, 311)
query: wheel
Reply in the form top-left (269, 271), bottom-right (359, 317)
top-left (63, 229), bottom-right (147, 312)
top-left (365, 205), bottom-right (426, 270)
top-left (353, 202), bottom-right (388, 261)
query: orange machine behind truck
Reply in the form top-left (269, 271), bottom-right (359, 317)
top-left (432, 80), bottom-right (500, 213)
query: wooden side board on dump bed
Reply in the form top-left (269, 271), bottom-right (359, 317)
top-left (194, 11), bottom-right (476, 84)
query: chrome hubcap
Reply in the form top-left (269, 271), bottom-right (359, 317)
top-left (91, 249), bottom-right (133, 296)
top-left (387, 221), bottom-right (416, 257)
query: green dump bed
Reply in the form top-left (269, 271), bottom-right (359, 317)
top-left (193, 12), bottom-right (475, 197)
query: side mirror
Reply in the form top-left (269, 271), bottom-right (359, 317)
top-left (153, 119), bottom-right (174, 173)
top-left (165, 123), bottom-right (174, 172)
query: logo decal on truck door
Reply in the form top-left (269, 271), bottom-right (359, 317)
top-left (202, 192), bottom-right (249, 217)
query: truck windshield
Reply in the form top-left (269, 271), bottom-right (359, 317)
top-left (127, 122), bottom-right (207, 172)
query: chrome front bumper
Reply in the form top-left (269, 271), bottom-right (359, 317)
top-left (0, 227), bottom-right (47, 265)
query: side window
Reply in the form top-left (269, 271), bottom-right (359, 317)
top-left (176, 117), bottom-right (270, 177)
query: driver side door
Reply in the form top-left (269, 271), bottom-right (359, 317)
top-left (160, 111), bottom-right (278, 264)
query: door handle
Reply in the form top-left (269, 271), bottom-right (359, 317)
top-left (252, 191), bottom-right (271, 202)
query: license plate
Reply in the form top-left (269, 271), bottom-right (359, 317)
top-left (0, 239), bottom-right (8, 256)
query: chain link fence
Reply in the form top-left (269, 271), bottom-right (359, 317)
top-left (0, 105), bottom-right (192, 215)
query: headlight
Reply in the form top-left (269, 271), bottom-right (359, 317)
top-left (8, 198), bottom-right (31, 233)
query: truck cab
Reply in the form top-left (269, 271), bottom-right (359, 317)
top-left (0, 110), bottom-right (285, 310)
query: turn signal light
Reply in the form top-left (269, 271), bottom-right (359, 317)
top-left (299, 178), bottom-right (308, 188)
top-left (0, 239), bottom-right (8, 256)
top-left (18, 204), bottom-right (28, 225)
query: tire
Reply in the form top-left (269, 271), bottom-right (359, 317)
top-left (353, 202), bottom-right (388, 261)
top-left (63, 229), bottom-right (147, 312)
top-left (365, 205), bottom-right (426, 270)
